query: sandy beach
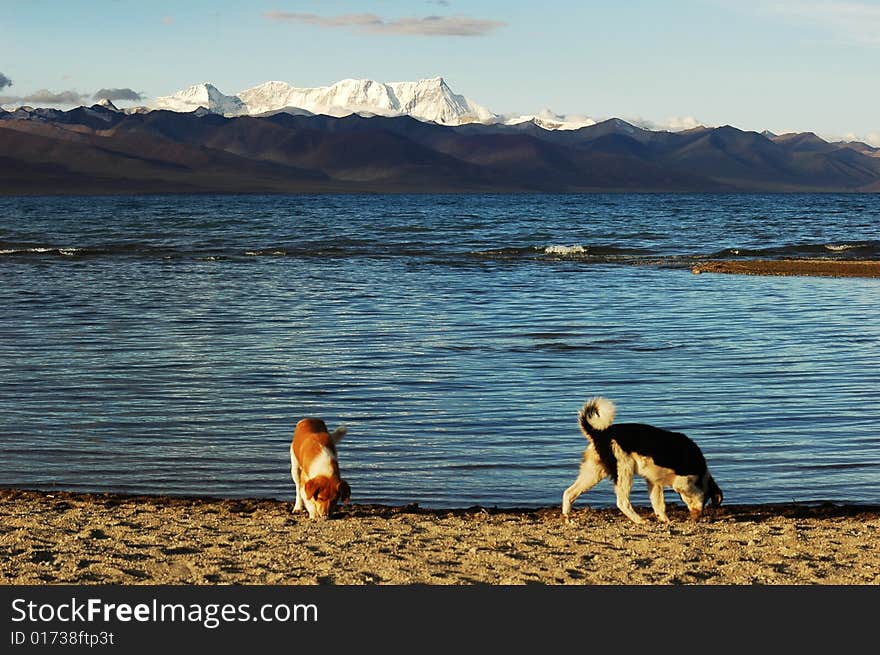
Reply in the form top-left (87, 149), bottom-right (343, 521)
top-left (691, 258), bottom-right (880, 278)
top-left (1, 489), bottom-right (877, 585)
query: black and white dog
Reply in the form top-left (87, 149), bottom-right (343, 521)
top-left (562, 397), bottom-right (722, 524)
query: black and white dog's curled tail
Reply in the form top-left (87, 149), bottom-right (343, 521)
top-left (578, 396), bottom-right (616, 438)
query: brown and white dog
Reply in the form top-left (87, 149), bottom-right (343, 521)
top-left (290, 418), bottom-right (351, 520)
top-left (562, 397), bottom-right (722, 524)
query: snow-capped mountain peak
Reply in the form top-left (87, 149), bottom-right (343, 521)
top-left (93, 98), bottom-right (120, 112)
top-left (153, 77), bottom-right (689, 133)
top-left (504, 108), bottom-right (597, 131)
top-left (152, 77), bottom-right (497, 126)
top-left (388, 76), bottom-right (496, 125)
top-left (154, 82), bottom-right (246, 115)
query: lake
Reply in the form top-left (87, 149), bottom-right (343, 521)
top-left (1, 193), bottom-right (878, 508)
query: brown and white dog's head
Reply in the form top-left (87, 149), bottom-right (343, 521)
top-left (304, 476), bottom-right (351, 519)
top-left (292, 418), bottom-right (350, 520)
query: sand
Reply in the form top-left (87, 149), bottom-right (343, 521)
top-left (1, 489), bottom-right (877, 585)
top-left (690, 258), bottom-right (880, 278)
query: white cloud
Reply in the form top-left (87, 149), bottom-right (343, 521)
top-left (264, 11), bottom-right (505, 37)
top-left (23, 89), bottom-right (89, 105)
top-left (93, 87), bottom-right (144, 102)
top-left (841, 131), bottom-right (880, 147)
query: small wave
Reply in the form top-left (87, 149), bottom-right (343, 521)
top-left (474, 244), bottom-right (655, 263)
top-left (0, 241), bottom-right (184, 260)
top-left (472, 246), bottom-right (540, 260)
top-left (0, 247), bottom-right (55, 255)
top-left (512, 342), bottom-right (603, 353)
top-left (0, 246), bottom-right (81, 257)
top-left (524, 331), bottom-right (581, 339)
top-left (544, 244), bottom-right (586, 256)
top-left (799, 461), bottom-right (879, 471)
top-left (543, 244), bottom-right (654, 258)
top-left (244, 249), bottom-right (288, 257)
top-left (707, 240), bottom-right (880, 261)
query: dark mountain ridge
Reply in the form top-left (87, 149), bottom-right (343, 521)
top-left (1, 105), bottom-right (878, 194)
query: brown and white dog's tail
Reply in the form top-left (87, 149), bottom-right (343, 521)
top-left (578, 396), bottom-right (616, 438)
top-left (331, 426), bottom-right (347, 444)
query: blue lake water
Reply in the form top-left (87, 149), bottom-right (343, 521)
top-left (0, 193), bottom-right (878, 509)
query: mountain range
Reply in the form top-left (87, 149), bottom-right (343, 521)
top-left (153, 77), bottom-right (507, 127)
top-left (150, 77), bottom-right (595, 131)
top-left (1, 77), bottom-right (878, 194)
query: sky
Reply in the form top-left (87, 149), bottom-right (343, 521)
top-left (2, 0), bottom-right (879, 144)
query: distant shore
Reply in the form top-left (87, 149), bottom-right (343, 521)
top-left (691, 258), bottom-right (880, 278)
top-left (1, 489), bottom-right (877, 585)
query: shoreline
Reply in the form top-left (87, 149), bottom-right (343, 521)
top-left (2, 489), bottom-right (877, 585)
top-left (690, 258), bottom-right (880, 278)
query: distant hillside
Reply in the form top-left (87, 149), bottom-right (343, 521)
top-left (1, 104), bottom-right (878, 194)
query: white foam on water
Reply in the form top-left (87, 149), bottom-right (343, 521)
top-left (1, 247), bottom-right (55, 254)
top-left (544, 244), bottom-right (586, 256)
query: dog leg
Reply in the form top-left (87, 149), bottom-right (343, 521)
top-left (293, 485), bottom-right (304, 511)
top-left (609, 443), bottom-right (643, 524)
top-left (614, 486), bottom-right (644, 524)
top-left (647, 481), bottom-right (669, 523)
top-left (562, 447), bottom-right (606, 521)
top-left (291, 459), bottom-right (304, 511)
top-left (613, 466), bottom-right (644, 524)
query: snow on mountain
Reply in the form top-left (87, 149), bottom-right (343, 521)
top-left (150, 77), bottom-right (698, 133)
top-left (387, 77), bottom-right (496, 125)
top-left (502, 108), bottom-right (597, 130)
top-left (153, 83), bottom-right (246, 115)
top-left (153, 77), bottom-right (496, 126)
top-left (94, 98), bottom-right (120, 112)
top-left (239, 76), bottom-right (496, 125)
top-left (238, 79), bottom-right (398, 118)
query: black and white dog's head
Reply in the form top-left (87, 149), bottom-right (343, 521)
top-left (703, 473), bottom-right (723, 508)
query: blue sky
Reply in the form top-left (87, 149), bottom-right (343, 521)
top-left (3, 0), bottom-right (879, 144)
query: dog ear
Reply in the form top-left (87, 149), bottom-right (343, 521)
top-left (305, 478), bottom-right (322, 501)
top-left (709, 477), bottom-right (723, 506)
top-left (338, 480), bottom-right (351, 503)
